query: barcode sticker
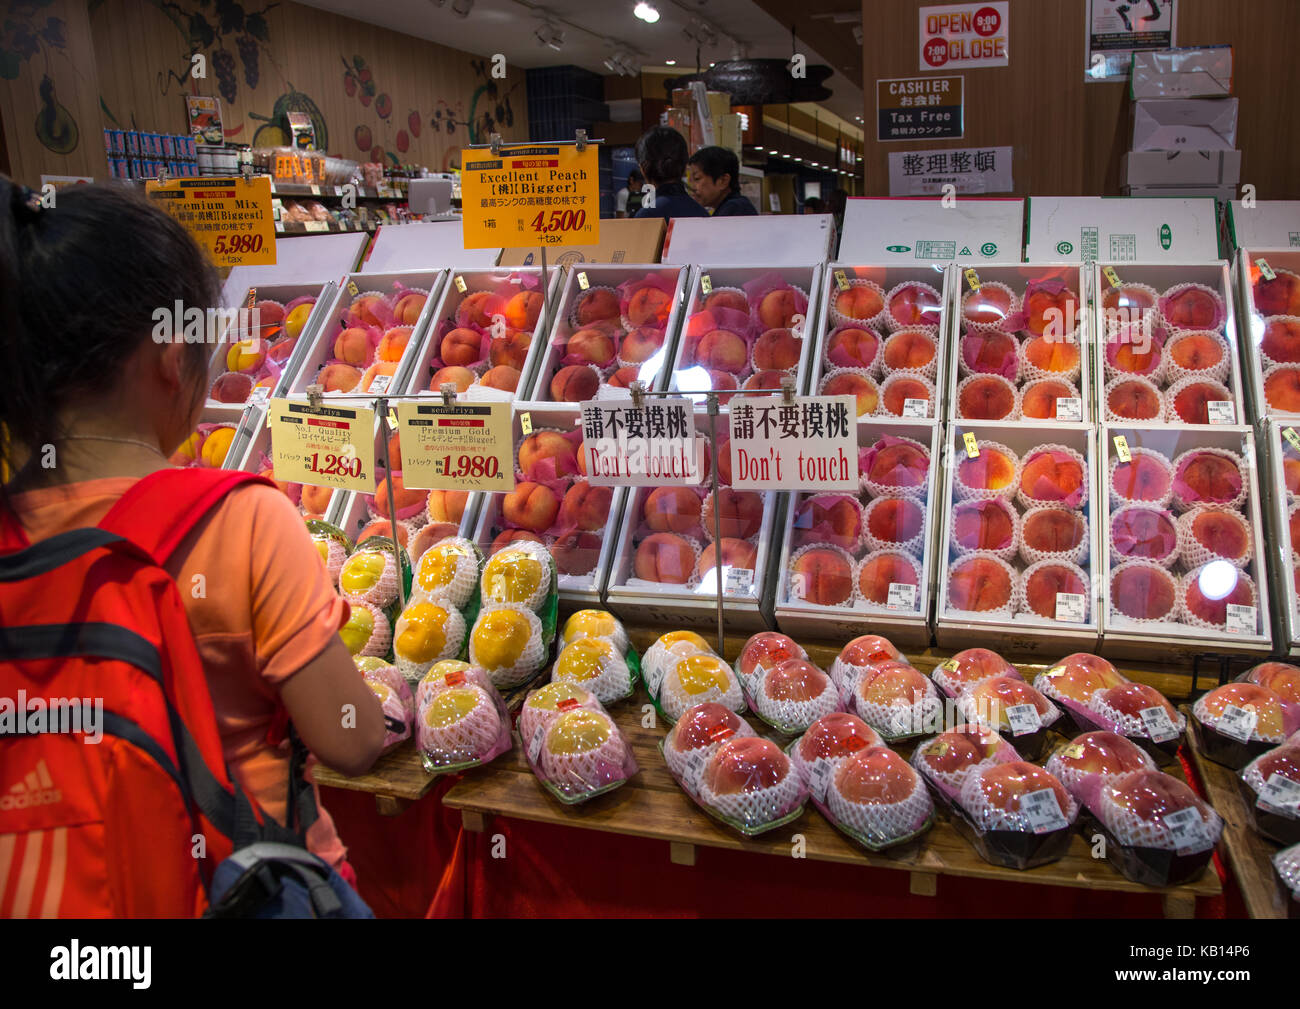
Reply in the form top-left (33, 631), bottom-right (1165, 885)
top-left (1217, 703), bottom-right (1258, 742)
top-left (1258, 773), bottom-right (1300, 815)
top-left (250, 386), bottom-right (270, 407)
top-left (810, 758), bottom-right (834, 803)
top-left (1207, 400), bottom-right (1235, 424)
top-left (370, 374), bottom-right (392, 395)
top-left (1055, 397), bottom-right (1082, 421)
top-left (1103, 266), bottom-right (1122, 289)
top-left (834, 269), bottom-right (850, 291)
top-left (520, 412), bottom-right (533, 436)
top-left (527, 725), bottom-right (545, 764)
top-left (577, 271), bottom-right (589, 290)
top-left (902, 397), bottom-right (929, 417)
top-left (725, 567), bottom-right (754, 594)
top-left (1258, 258), bottom-right (1277, 282)
top-left (1021, 787), bottom-right (1068, 834)
top-left (1055, 592), bottom-right (1086, 623)
top-left (887, 582), bottom-right (917, 611)
top-left (1113, 435), bottom-right (1131, 463)
top-left (1139, 705), bottom-right (1180, 743)
top-left (1284, 427), bottom-right (1300, 452)
top-left (1005, 703), bottom-right (1042, 737)
top-left (963, 432), bottom-right (980, 458)
top-left (683, 750), bottom-right (707, 795)
top-left (1163, 806), bottom-right (1211, 854)
top-left (454, 275), bottom-right (467, 293)
top-left (1225, 604), bottom-right (1257, 635)
top-left (701, 274), bottom-right (713, 295)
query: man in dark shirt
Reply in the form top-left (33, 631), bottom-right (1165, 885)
top-left (633, 126), bottom-right (709, 220)
top-left (686, 145), bottom-right (758, 217)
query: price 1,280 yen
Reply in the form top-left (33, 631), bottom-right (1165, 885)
top-left (529, 209), bottom-right (587, 235)
top-left (438, 454), bottom-right (500, 479)
top-left (306, 451), bottom-right (363, 479)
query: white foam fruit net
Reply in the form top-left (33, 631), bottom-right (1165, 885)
top-left (1240, 745), bottom-right (1300, 803)
top-left (1274, 844), bottom-right (1300, 900)
top-left (854, 678), bottom-right (942, 740)
top-left (518, 684), bottom-right (603, 745)
top-left (912, 730), bottom-right (999, 794)
top-left (700, 760), bottom-right (804, 830)
top-left (663, 711), bottom-right (757, 782)
top-left (1096, 772), bottom-right (1222, 852)
top-left (417, 685), bottom-right (503, 766)
top-left (551, 639), bottom-right (634, 704)
top-left (557, 612), bottom-right (630, 655)
top-left (479, 539), bottom-right (553, 612)
top-left (660, 657), bottom-right (746, 721)
top-left (393, 601), bottom-right (467, 683)
top-left (958, 766), bottom-right (1079, 833)
top-left (827, 758), bottom-right (933, 846)
top-left (757, 675), bottom-right (840, 734)
top-left (413, 536), bottom-right (479, 609)
top-left (469, 604), bottom-right (546, 688)
top-left (642, 639), bottom-right (713, 699)
top-left (1088, 692), bottom-right (1186, 741)
top-left (1176, 506), bottom-right (1252, 569)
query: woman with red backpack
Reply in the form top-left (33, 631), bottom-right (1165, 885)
top-left (0, 177), bottom-right (385, 917)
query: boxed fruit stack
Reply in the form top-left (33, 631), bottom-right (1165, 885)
top-left (603, 414), bottom-right (778, 630)
top-left (948, 264), bottom-right (1090, 423)
top-left (808, 264), bottom-right (952, 422)
top-left (772, 419), bottom-right (941, 648)
top-left (1093, 262), bottom-right (1245, 427)
top-left (665, 265), bottom-right (824, 405)
top-left (1227, 662), bottom-right (1300, 844)
top-left (1234, 250), bottom-right (1300, 421)
top-left (1260, 420), bottom-right (1300, 652)
top-left (285, 272), bottom-right (446, 400)
top-left (402, 268), bottom-right (562, 402)
top-left (207, 283), bottom-right (332, 413)
top-left (935, 422), bottom-right (1101, 654)
top-left (170, 411), bottom-right (247, 475)
top-left (524, 265), bottom-right (688, 402)
top-left (1098, 425), bottom-right (1271, 657)
top-left (470, 404), bottom-right (627, 607)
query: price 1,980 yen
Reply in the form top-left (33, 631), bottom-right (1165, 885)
top-left (529, 208), bottom-right (587, 235)
top-left (438, 454), bottom-right (500, 479)
top-left (306, 452), bottom-right (363, 479)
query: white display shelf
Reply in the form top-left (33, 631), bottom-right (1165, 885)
top-left (1232, 248), bottom-right (1300, 426)
top-left (1245, 419), bottom-right (1297, 655)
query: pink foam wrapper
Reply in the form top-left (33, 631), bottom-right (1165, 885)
top-left (858, 436), bottom-right (930, 490)
top-left (347, 294), bottom-right (396, 331)
top-left (961, 331), bottom-right (1019, 380)
top-left (1027, 278), bottom-right (1067, 297)
top-left (509, 272), bottom-right (540, 291)
top-left (429, 318), bottom-right (491, 371)
top-left (1173, 452), bottom-right (1243, 507)
top-left (1112, 506), bottom-right (1178, 562)
top-left (617, 273), bottom-right (676, 327)
top-left (255, 451), bottom-right (302, 505)
top-left (521, 429), bottom-right (584, 484)
top-left (792, 494), bottom-right (863, 550)
top-left (742, 272), bottom-right (809, 327)
top-left (1021, 449), bottom-right (1086, 508)
top-left (826, 325), bottom-right (882, 371)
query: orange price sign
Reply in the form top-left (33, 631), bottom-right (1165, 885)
top-left (460, 142), bottom-right (599, 250)
top-left (147, 176), bottom-right (276, 267)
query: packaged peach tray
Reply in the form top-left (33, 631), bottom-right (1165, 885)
top-left (948, 760), bottom-right (1079, 870)
top-left (520, 687), bottom-right (638, 804)
top-left (1238, 735), bottom-right (1300, 845)
top-left (416, 668), bottom-right (513, 775)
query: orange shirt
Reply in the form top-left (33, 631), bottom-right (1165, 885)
top-left (12, 476), bottom-right (351, 867)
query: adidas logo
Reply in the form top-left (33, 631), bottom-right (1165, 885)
top-left (0, 760), bottom-right (62, 811)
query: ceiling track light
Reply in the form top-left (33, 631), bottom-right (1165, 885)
top-left (535, 20), bottom-right (566, 50)
top-left (634, 2), bottom-right (660, 23)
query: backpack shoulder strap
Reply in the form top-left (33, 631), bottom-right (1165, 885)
top-left (98, 468), bottom-right (273, 564)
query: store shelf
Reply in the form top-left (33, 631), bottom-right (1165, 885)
top-left (1184, 710), bottom-right (1292, 919)
top-left (275, 220), bottom-right (379, 235)
top-left (271, 182), bottom-right (408, 200)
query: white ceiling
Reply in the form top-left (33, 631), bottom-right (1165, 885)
top-left (297, 0), bottom-right (865, 133)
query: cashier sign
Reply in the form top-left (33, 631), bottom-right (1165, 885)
top-left (461, 142), bottom-right (599, 250)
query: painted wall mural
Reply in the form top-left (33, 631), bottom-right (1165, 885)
top-left (2, 1), bottom-right (78, 154)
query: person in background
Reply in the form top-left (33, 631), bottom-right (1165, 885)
top-left (633, 126), bottom-right (709, 220)
top-left (0, 177), bottom-right (385, 892)
top-left (803, 196), bottom-right (827, 215)
top-left (615, 168), bottom-right (644, 218)
top-left (827, 188), bottom-right (848, 258)
top-left (686, 145), bottom-right (757, 217)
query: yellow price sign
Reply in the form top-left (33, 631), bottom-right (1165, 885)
top-left (1113, 435), bottom-right (1132, 463)
top-left (397, 400), bottom-right (515, 492)
top-left (963, 432), bottom-right (979, 458)
top-left (460, 142), bottom-right (599, 250)
top-left (267, 398), bottom-right (374, 492)
top-left (146, 176), bottom-right (276, 268)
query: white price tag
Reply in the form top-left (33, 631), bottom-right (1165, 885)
top-left (1225, 604), bottom-right (1256, 635)
top-left (303, 220), bottom-right (328, 233)
top-left (887, 582), bottom-right (917, 611)
top-left (527, 724), bottom-right (545, 764)
top-left (809, 758), bottom-right (833, 803)
top-left (1054, 592), bottom-right (1086, 623)
top-left (249, 385), bottom-right (271, 407)
top-left (1207, 400), bottom-right (1235, 424)
top-left (1258, 773), bottom-right (1300, 815)
top-left (682, 750), bottom-right (707, 795)
top-left (1163, 805), bottom-right (1212, 854)
top-left (1054, 397), bottom-right (1082, 421)
top-left (1139, 706), bottom-right (1180, 743)
top-left (1217, 703), bottom-right (1258, 743)
top-left (1020, 787), bottom-right (1068, 834)
top-left (369, 374), bottom-right (392, 395)
top-left (1005, 703), bottom-right (1042, 737)
top-left (724, 567), bottom-right (754, 594)
top-left (902, 397), bottom-right (930, 418)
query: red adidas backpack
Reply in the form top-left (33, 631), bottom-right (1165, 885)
top-left (0, 468), bottom-right (303, 917)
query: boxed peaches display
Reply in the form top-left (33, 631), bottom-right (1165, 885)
top-left (1236, 249), bottom-right (1300, 421)
top-left (665, 265), bottom-right (824, 405)
top-left (807, 264), bottom-right (953, 422)
top-left (772, 419), bottom-right (941, 649)
top-left (935, 422), bottom-right (1102, 654)
top-left (948, 264), bottom-right (1091, 423)
top-left (1091, 262), bottom-right (1246, 426)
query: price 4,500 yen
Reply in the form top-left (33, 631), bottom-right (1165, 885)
top-left (530, 209), bottom-right (587, 234)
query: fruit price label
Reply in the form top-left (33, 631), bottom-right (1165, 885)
top-left (724, 567), bottom-right (754, 595)
top-left (146, 176), bottom-right (276, 267)
top-left (1258, 773), bottom-right (1300, 815)
top-left (683, 751), bottom-right (707, 795)
top-left (267, 398), bottom-right (374, 492)
top-left (581, 399), bottom-right (698, 487)
top-left (1055, 397), bottom-right (1082, 422)
top-left (941, 658), bottom-right (960, 673)
top-left (1113, 435), bottom-right (1131, 463)
top-left (1163, 806), bottom-right (1212, 855)
top-left (887, 582), bottom-right (918, 611)
top-left (1225, 603), bottom-right (1257, 635)
top-left (396, 400), bottom-right (515, 492)
top-left (460, 142), bottom-right (599, 250)
top-left (527, 725), bottom-right (545, 765)
top-left (1004, 703), bottom-right (1041, 737)
top-left (809, 758), bottom-right (833, 803)
top-left (1139, 706), bottom-right (1180, 743)
top-left (1021, 787), bottom-right (1068, 834)
top-left (1217, 703), bottom-right (1258, 742)
top-left (1054, 592), bottom-right (1086, 623)
top-left (964, 268), bottom-right (980, 291)
top-left (1061, 743), bottom-right (1085, 760)
top-left (1285, 427), bottom-right (1300, 452)
top-left (577, 271), bottom-right (590, 290)
top-left (1103, 266), bottom-right (1122, 290)
top-left (728, 395), bottom-right (859, 492)
top-left (1257, 258), bottom-right (1277, 282)
top-left (963, 432), bottom-right (980, 458)
top-left (1206, 400), bottom-right (1235, 424)
top-left (701, 274), bottom-right (713, 295)
top-left (902, 397), bottom-right (930, 418)
top-left (834, 270), bottom-right (850, 292)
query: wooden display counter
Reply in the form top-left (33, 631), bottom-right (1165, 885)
top-left (315, 629), bottom-right (1236, 918)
